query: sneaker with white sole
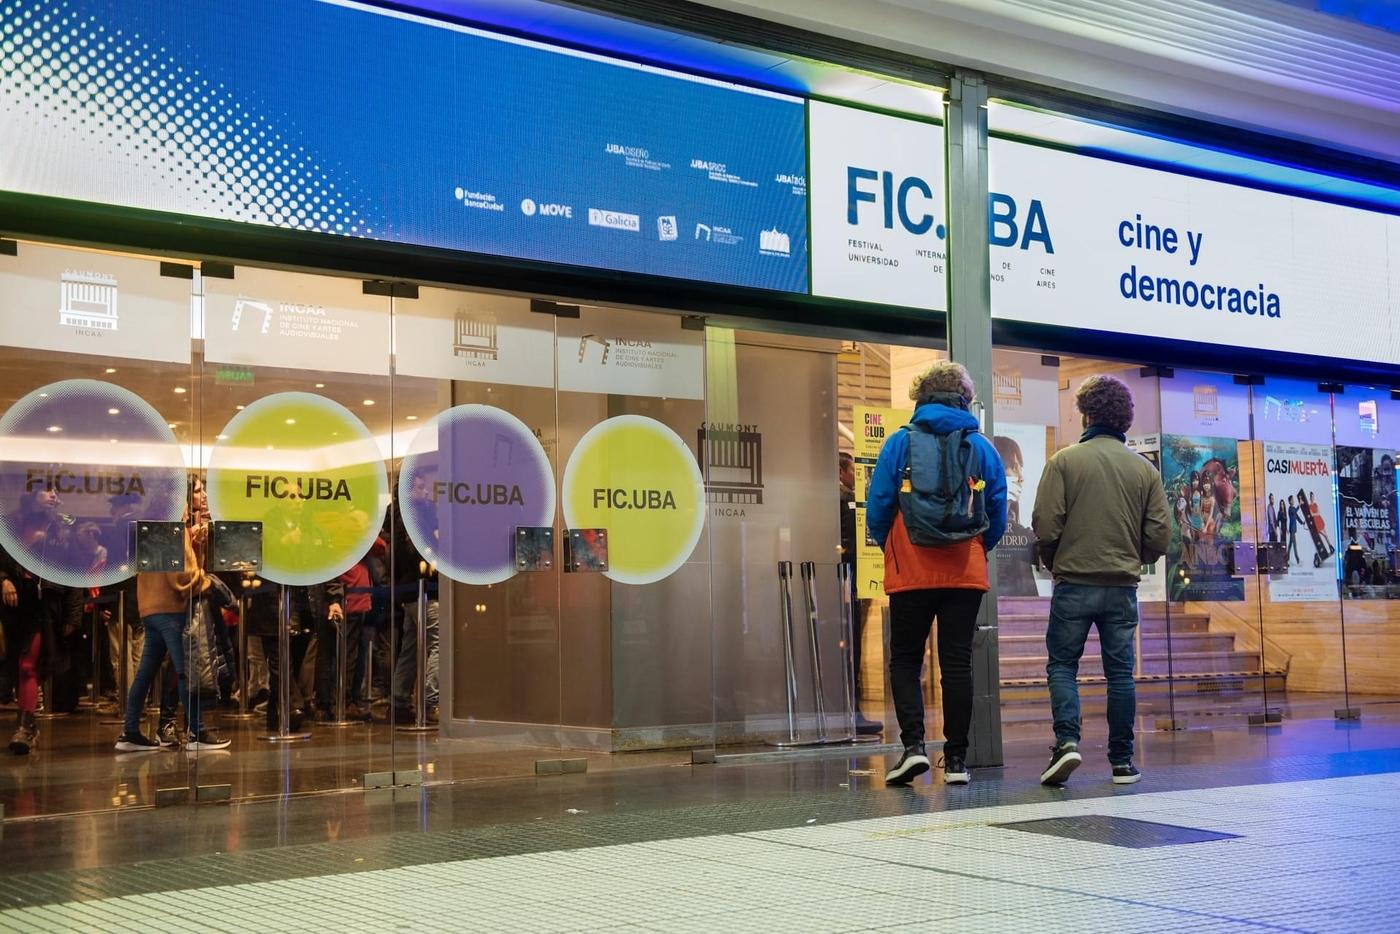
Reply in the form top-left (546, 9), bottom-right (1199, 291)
top-left (184, 730), bottom-right (231, 751)
top-left (1112, 762), bottom-right (1141, 784)
top-left (157, 720), bottom-right (180, 748)
top-left (942, 755), bottom-right (971, 785)
top-left (1039, 741), bottom-right (1082, 785)
top-left (114, 732), bottom-right (161, 752)
top-left (884, 744), bottom-right (931, 785)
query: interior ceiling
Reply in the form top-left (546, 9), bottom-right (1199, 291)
top-left (655, 0), bottom-right (1400, 164)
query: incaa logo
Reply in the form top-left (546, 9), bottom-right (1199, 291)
top-left (847, 167), bottom-right (942, 237)
top-left (989, 193), bottom-right (1054, 253)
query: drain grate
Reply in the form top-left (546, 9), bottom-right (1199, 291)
top-left (993, 815), bottom-right (1239, 848)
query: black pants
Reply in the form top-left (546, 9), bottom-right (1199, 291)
top-left (888, 588), bottom-right (982, 757)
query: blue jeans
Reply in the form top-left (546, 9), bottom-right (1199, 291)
top-left (1046, 583), bottom-right (1138, 764)
top-left (124, 612), bottom-right (201, 736)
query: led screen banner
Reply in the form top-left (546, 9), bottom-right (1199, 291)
top-left (0, 0), bottom-right (809, 293)
top-left (988, 138), bottom-right (1400, 367)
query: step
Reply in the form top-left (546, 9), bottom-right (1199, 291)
top-left (996, 613), bottom-right (1212, 635)
top-left (998, 651), bottom-right (1262, 681)
top-left (998, 632), bottom-right (1238, 654)
top-left (999, 670), bottom-right (1287, 704)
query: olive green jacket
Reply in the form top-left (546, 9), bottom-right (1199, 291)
top-left (1032, 436), bottom-right (1172, 587)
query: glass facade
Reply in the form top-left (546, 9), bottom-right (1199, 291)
top-left (0, 3), bottom-right (1395, 825)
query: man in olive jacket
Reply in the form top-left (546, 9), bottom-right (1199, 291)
top-left (1032, 375), bottom-right (1171, 786)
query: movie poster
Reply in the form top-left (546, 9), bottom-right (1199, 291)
top-left (1161, 435), bottom-right (1244, 601)
top-left (1336, 446), bottom-right (1399, 593)
top-left (991, 422), bottom-right (1050, 597)
top-left (853, 406), bottom-right (905, 599)
top-left (1128, 434), bottom-right (1167, 603)
top-left (1262, 442), bottom-right (1339, 602)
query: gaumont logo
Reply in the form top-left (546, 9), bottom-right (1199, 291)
top-left (1192, 385), bottom-right (1220, 422)
top-left (59, 269), bottom-right (119, 332)
top-left (588, 208), bottom-right (640, 232)
top-left (698, 422), bottom-right (764, 515)
top-left (521, 198), bottom-right (573, 219)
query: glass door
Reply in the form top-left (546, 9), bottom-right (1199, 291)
top-left (1249, 378), bottom-right (1349, 722)
top-left (1158, 370), bottom-right (1269, 728)
top-left (197, 264), bottom-right (391, 800)
top-left (389, 285), bottom-right (563, 784)
top-left (0, 240), bottom-right (195, 816)
top-left (1334, 384), bottom-right (1400, 720)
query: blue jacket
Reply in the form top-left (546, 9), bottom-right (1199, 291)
top-left (866, 402), bottom-right (1008, 552)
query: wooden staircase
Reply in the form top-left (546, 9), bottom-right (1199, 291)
top-left (995, 596), bottom-right (1288, 704)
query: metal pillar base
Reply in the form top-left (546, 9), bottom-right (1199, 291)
top-left (258, 732), bottom-right (312, 743)
top-left (321, 719), bottom-right (365, 729)
top-left (395, 723), bottom-right (436, 734)
top-left (221, 711), bottom-right (261, 722)
top-left (1155, 718), bottom-right (1189, 732)
top-left (1335, 708), bottom-right (1362, 721)
top-left (1248, 710), bottom-right (1284, 726)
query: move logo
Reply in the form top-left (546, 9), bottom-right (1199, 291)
top-left (522, 198), bottom-right (572, 219)
top-left (847, 168), bottom-right (944, 238)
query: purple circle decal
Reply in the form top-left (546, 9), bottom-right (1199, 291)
top-left (0, 380), bottom-right (186, 588)
top-left (399, 405), bottom-right (554, 585)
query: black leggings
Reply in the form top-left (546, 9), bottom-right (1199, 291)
top-left (887, 588), bottom-right (983, 757)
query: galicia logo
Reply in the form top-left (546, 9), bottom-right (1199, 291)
top-left (588, 208), bottom-right (640, 232)
top-left (847, 168), bottom-right (944, 238)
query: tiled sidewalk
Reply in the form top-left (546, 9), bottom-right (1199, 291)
top-left (4, 771), bottom-right (1398, 933)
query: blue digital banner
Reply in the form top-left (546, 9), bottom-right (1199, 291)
top-left (0, 0), bottom-right (810, 292)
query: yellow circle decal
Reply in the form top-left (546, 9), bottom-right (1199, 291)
top-left (562, 415), bottom-right (705, 585)
top-left (207, 393), bottom-right (389, 586)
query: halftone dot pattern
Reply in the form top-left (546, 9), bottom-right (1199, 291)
top-left (0, 0), bottom-right (370, 236)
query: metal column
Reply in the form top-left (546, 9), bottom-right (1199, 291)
top-left (945, 71), bottom-right (1003, 769)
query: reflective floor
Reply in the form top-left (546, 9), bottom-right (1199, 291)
top-left (1, 715), bottom-right (1399, 931)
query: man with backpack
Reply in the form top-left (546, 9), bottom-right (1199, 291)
top-left (1032, 375), bottom-right (1170, 786)
top-left (866, 362), bottom-right (1007, 786)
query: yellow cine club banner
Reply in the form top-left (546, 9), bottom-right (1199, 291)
top-left (852, 406), bottom-right (905, 599)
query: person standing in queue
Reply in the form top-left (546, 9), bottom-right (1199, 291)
top-left (865, 362), bottom-right (1007, 786)
top-left (1033, 375), bottom-right (1170, 786)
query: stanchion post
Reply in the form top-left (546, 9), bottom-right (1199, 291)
top-left (396, 578), bottom-right (435, 734)
top-left (769, 561), bottom-right (817, 748)
top-left (260, 585), bottom-right (310, 742)
top-left (837, 563), bottom-right (857, 737)
top-left (79, 602), bottom-right (100, 708)
top-left (322, 612), bottom-right (358, 729)
top-left (100, 592), bottom-right (128, 724)
top-left (224, 596), bottom-right (258, 722)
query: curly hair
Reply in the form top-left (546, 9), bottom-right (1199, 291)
top-left (909, 361), bottom-right (975, 405)
top-left (1076, 375), bottom-right (1134, 433)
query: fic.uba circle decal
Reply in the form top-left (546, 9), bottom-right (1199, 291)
top-left (398, 404), bottom-right (554, 585)
top-left (562, 415), bottom-right (705, 585)
top-left (0, 380), bottom-right (186, 588)
top-left (206, 392), bottom-right (388, 586)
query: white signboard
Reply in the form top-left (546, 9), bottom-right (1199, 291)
top-left (0, 242), bottom-right (190, 364)
top-left (203, 266), bottom-right (390, 376)
top-left (393, 288), bottom-right (554, 388)
top-left (556, 306), bottom-right (703, 400)
top-left (1160, 370), bottom-right (1251, 440)
top-left (989, 138), bottom-right (1400, 366)
top-left (809, 101), bottom-right (948, 310)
